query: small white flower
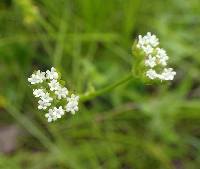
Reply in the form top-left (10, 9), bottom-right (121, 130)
top-left (137, 32), bottom-right (159, 50)
top-left (137, 35), bottom-right (146, 48)
top-left (40, 92), bottom-right (53, 103)
top-left (46, 67), bottom-right (59, 80)
top-left (45, 109), bottom-right (57, 122)
top-left (28, 70), bottom-right (46, 84)
top-left (45, 106), bottom-right (65, 122)
top-left (28, 74), bottom-right (39, 84)
top-left (145, 32), bottom-right (159, 47)
top-left (33, 89), bottom-right (45, 98)
top-left (36, 70), bottom-right (46, 80)
top-left (55, 86), bottom-right (68, 99)
top-left (53, 106), bottom-right (65, 119)
top-left (160, 68), bottom-right (176, 81)
top-left (145, 55), bottom-right (156, 68)
top-left (38, 92), bottom-right (53, 110)
top-left (156, 48), bottom-right (169, 66)
top-left (146, 69), bottom-right (158, 80)
top-left (38, 100), bottom-right (51, 110)
top-left (66, 94), bottom-right (79, 114)
top-left (48, 79), bottom-right (60, 91)
top-left (142, 45), bottom-right (154, 54)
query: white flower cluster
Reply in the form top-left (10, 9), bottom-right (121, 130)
top-left (137, 32), bottom-right (176, 81)
top-left (33, 89), bottom-right (53, 110)
top-left (66, 94), bottom-right (79, 114)
top-left (28, 70), bottom-right (46, 84)
top-left (28, 67), bottom-right (79, 122)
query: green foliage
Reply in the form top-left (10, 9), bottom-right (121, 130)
top-left (0, 0), bottom-right (200, 168)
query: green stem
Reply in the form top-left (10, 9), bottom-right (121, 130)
top-left (80, 72), bottom-right (133, 102)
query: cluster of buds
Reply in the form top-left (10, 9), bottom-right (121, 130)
top-left (136, 32), bottom-right (176, 81)
top-left (28, 67), bottom-right (79, 122)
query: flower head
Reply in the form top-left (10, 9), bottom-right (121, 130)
top-left (28, 67), bottom-right (79, 122)
top-left (136, 32), bottom-right (176, 81)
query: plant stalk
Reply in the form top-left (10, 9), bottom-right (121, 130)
top-left (80, 72), bottom-right (133, 102)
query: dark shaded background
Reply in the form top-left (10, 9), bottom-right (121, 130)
top-left (0, 0), bottom-right (200, 168)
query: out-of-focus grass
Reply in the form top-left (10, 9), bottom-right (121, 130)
top-left (0, 0), bottom-right (200, 168)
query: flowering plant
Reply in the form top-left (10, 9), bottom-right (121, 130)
top-left (28, 32), bottom-right (176, 123)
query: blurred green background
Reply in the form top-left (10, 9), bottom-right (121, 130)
top-left (0, 0), bottom-right (200, 168)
